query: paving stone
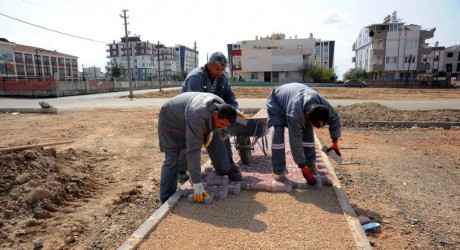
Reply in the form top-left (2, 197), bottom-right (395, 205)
top-left (190, 108), bottom-right (334, 206)
top-left (187, 192), bottom-right (214, 205)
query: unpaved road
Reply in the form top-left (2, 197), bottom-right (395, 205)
top-left (0, 87), bottom-right (459, 249)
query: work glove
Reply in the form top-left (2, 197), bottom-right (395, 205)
top-left (327, 139), bottom-right (341, 156)
top-left (203, 131), bottom-right (214, 148)
top-left (192, 183), bottom-right (209, 203)
top-left (299, 165), bottom-right (317, 186)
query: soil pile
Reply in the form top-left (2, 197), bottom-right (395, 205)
top-left (337, 102), bottom-right (460, 124)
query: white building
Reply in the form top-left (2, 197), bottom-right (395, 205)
top-left (353, 12), bottom-right (435, 80)
top-left (444, 45), bottom-right (460, 79)
top-left (106, 36), bottom-right (157, 80)
top-left (228, 33), bottom-right (335, 83)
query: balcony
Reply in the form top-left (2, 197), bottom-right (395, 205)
top-left (418, 63), bottom-right (430, 71)
top-left (420, 28), bottom-right (435, 39)
top-left (372, 31), bottom-right (387, 40)
top-left (371, 48), bottom-right (384, 56)
top-left (369, 64), bottom-right (384, 71)
top-left (420, 47), bottom-right (431, 55)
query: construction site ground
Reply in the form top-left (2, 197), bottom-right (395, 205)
top-left (0, 87), bottom-right (459, 249)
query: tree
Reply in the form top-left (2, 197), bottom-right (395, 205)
top-left (298, 65), bottom-right (337, 83)
top-left (298, 64), bottom-right (312, 82)
top-left (343, 68), bottom-right (368, 81)
top-left (106, 63), bottom-right (124, 79)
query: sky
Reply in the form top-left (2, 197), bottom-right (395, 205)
top-left (1, 0), bottom-right (459, 80)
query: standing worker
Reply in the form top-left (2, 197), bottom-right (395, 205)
top-left (266, 83), bottom-right (342, 185)
top-left (178, 51), bottom-right (240, 183)
top-left (158, 92), bottom-right (244, 204)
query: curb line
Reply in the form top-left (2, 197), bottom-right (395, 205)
top-left (315, 134), bottom-right (372, 250)
top-left (117, 182), bottom-right (191, 250)
top-left (0, 108), bottom-right (58, 114)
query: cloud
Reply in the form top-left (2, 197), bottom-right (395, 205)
top-left (321, 12), bottom-right (351, 28)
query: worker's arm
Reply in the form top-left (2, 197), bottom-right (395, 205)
top-left (185, 117), bottom-right (210, 203)
top-left (222, 80), bottom-right (238, 109)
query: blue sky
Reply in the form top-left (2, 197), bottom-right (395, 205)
top-left (1, 0), bottom-right (459, 80)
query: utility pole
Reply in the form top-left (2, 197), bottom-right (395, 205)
top-left (193, 41), bottom-right (197, 68)
top-left (120, 10), bottom-right (133, 100)
top-left (94, 65), bottom-right (97, 80)
top-left (35, 49), bottom-right (42, 79)
top-left (157, 41), bottom-right (162, 91)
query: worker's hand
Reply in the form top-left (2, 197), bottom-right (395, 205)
top-left (327, 139), bottom-right (341, 156)
top-left (203, 131), bottom-right (214, 148)
top-left (299, 166), bottom-right (317, 186)
top-left (192, 183), bottom-right (209, 203)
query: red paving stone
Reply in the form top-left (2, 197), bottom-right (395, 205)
top-left (199, 108), bottom-right (332, 198)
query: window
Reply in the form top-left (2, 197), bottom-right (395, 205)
top-left (393, 57), bottom-right (397, 63)
top-left (386, 57), bottom-right (390, 64)
top-left (251, 72), bottom-right (258, 80)
top-left (457, 64), bottom-right (460, 72)
top-left (447, 52), bottom-right (453, 58)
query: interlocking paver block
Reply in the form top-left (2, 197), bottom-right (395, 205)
top-left (187, 192), bottom-right (214, 205)
top-left (205, 174), bottom-right (229, 186)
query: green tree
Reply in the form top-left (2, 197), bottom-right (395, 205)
top-left (343, 68), bottom-right (368, 81)
top-left (106, 63), bottom-right (124, 78)
top-left (298, 65), bottom-right (337, 83)
top-left (298, 64), bottom-right (313, 82)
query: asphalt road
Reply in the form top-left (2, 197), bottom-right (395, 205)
top-left (1, 88), bottom-right (459, 111)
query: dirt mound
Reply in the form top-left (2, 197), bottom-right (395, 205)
top-left (0, 147), bottom-right (100, 249)
top-left (337, 102), bottom-right (460, 125)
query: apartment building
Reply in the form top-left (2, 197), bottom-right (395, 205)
top-left (106, 36), bottom-right (157, 80)
top-left (107, 36), bottom-right (198, 80)
top-left (227, 33), bottom-right (335, 83)
top-left (175, 44), bottom-right (199, 74)
top-left (352, 12), bottom-right (435, 80)
top-left (82, 66), bottom-right (106, 79)
top-left (444, 45), bottom-right (460, 78)
top-left (0, 38), bottom-right (78, 79)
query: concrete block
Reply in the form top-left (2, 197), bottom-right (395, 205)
top-left (317, 168), bottom-right (329, 175)
top-left (187, 193), bottom-right (214, 205)
top-left (315, 174), bottom-right (332, 186)
top-left (206, 175), bottom-right (229, 185)
top-left (252, 180), bottom-right (272, 192)
top-left (228, 183), bottom-right (241, 195)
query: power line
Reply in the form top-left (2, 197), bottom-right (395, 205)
top-left (0, 12), bottom-right (109, 44)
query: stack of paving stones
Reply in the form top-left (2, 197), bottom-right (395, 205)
top-left (183, 174), bottom-right (241, 205)
top-left (186, 108), bottom-right (332, 205)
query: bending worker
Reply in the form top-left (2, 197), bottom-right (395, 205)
top-left (158, 92), bottom-right (244, 204)
top-left (266, 82), bottom-right (342, 185)
top-left (179, 51), bottom-right (240, 183)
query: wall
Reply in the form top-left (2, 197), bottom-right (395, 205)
top-left (0, 77), bottom-right (182, 97)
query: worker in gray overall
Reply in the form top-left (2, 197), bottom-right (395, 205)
top-left (178, 52), bottom-right (239, 183)
top-left (266, 82), bottom-right (342, 185)
top-left (158, 92), bottom-right (244, 204)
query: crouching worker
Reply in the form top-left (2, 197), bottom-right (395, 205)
top-left (266, 82), bottom-right (342, 186)
top-left (158, 92), bottom-right (244, 204)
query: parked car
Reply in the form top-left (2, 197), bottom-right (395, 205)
top-left (344, 79), bottom-right (366, 87)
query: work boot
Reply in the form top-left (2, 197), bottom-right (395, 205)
top-left (228, 163), bottom-right (243, 181)
top-left (178, 171), bottom-right (190, 184)
top-left (272, 170), bottom-right (286, 182)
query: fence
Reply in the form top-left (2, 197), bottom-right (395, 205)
top-left (0, 76), bottom-right (182, 97)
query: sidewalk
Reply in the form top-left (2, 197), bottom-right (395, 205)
top-left (119, 109), bottom-right (370, 250)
